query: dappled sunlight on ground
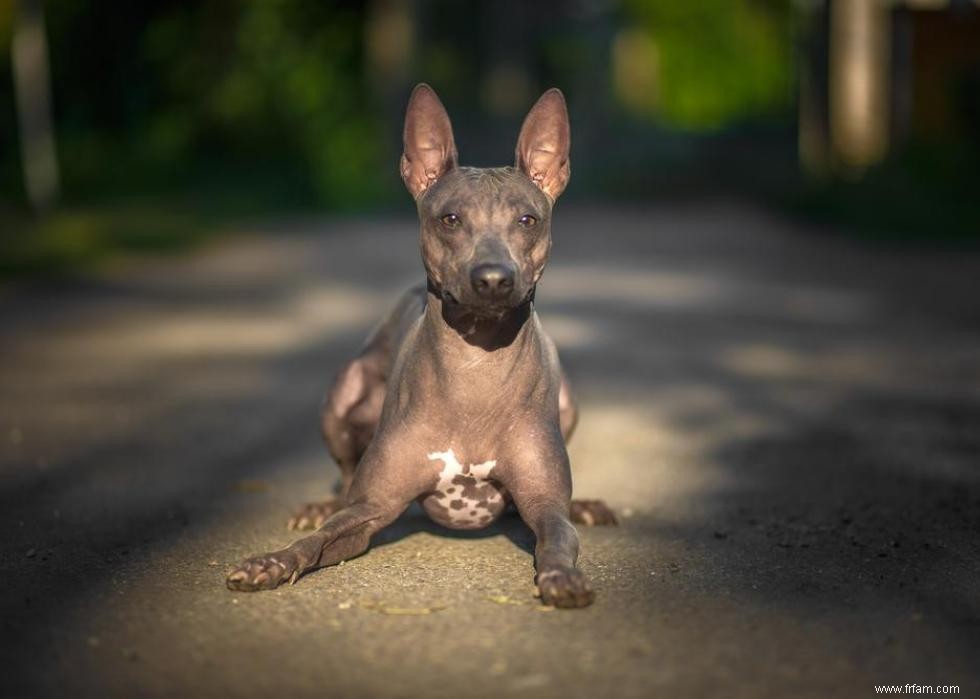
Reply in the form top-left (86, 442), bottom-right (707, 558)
top-left (543, 263), bottom-right (876, 325)
top-left (1, 204), bottom-right (979, 697)
top-left (35, 283), bottom-right (385, 360)
top-left (568, 400), bottom-right (744, 519)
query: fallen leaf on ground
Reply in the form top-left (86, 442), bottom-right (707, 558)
top-left (359, 601), bottom-right (448, 615)
top-left (233, 480), bottom-right (270, 493)
top-left (486, 595), bottom-right (532, 606)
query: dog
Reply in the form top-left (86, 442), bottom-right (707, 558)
top-left (226, 84), bottom-right (616, 608)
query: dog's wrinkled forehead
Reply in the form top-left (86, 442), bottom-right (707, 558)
top-left (420, 167), bottom-right (551, 222)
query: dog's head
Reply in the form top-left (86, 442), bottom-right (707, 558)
top-left (400, 84), bottom-right (570, 317)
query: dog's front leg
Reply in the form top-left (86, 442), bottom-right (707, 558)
top-left (521, 501), bottom-right (595, 608)
top-left (508, 439), bottom-right (596, 609)
top-left (226, 499), bottom-right (401, 592)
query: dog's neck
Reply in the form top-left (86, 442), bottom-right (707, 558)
top-left (422, 284), bottom-right (536, 361)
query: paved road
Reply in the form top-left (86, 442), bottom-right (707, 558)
top-left (1, 203), bottom-right (979, 698)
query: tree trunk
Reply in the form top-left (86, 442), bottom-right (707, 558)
top-left (12, 0), bottom-right (60, 212)
top-left (829, 0), bottom-right (891, 175)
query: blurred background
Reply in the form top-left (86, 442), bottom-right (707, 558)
top-left (1, 0), bottom-right (978, 276)
top-left (2, 2), bottom-right (980, 696)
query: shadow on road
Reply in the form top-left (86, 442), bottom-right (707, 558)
top-left (1, 203), bottom-right (978, 696)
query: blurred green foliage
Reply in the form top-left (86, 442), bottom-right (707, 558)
top-left (0, 1), bottom-right (976, 280)
top-left (0, 204), bottom-right (208, 276)
top-left (1, 0), bottom-right (802, 216)
top-left (2, 0), bottom-right (388, 210)
top-left (621, 0), bottom-right (793, 128)
top-left (791, 141), bottom-right (980, 243)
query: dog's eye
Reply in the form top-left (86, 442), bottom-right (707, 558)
top-left (518, 214), bottom-right (537, 228)
top-left (440, 213), bottom-right (460, 228)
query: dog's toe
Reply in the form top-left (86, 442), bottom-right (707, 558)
top-left (226, 552), bottom-right (298, 592)
top-left (287, 500), bottom-right (344, 530)
top-left (536, 566), bottom-right (595, 609)
top-left (570, 499), bottom-right (618, 526)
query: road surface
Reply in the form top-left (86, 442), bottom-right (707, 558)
top-left (1, 202), bottom-right (978, 698)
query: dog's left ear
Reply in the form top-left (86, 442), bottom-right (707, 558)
top-left (401, 83), bottom-right (458, 200)
top-left (515, 88), bottom-right (571, 201)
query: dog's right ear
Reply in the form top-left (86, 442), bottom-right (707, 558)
top-left (516, 88), bottom-right (570, 201)
top-left (400, 84), bottom-right (458, 200)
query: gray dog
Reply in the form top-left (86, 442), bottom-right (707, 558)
top-left (227, 84), bottom-right (616, 608)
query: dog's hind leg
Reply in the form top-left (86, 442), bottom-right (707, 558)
top-left (287, 357), bottom-right (383, 529)
top-left (558, 369), bottom-right (618, 527)
top-left (288, 286), bottom-right (426, 531)
top-left (558, 367), bottom-right (578, 442)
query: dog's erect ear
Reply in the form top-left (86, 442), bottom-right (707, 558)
top-left (515, 88), bottom-right (571, 201)
top-left (400, 84), bottom-right (458, 200)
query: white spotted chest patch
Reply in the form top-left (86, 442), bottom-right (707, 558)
top-left (421, 448), bottom-right (507, 530)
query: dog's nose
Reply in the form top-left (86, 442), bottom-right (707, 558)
top-left (470, 263), bottom-right (515, 299)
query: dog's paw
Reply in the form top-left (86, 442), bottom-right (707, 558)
top-left (226, 550), bottom-right (302, 592)
top-left (570, 499), bottom-right (618, 526)
top-left (287, 499), bottom-right (344, 530)
top-left (536, 566), bottom-right (595, 609)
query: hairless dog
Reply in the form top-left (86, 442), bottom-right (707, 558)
top-left (227, 84), bottom-right (616, 608)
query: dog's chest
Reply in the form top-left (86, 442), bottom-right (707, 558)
top-left (420, 448), bottom-right (508, 530)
